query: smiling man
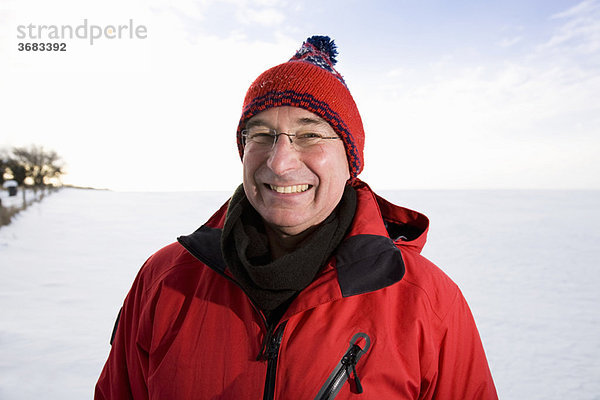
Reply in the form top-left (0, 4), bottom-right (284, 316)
top-left (96, 36), bottom-right (498, 399)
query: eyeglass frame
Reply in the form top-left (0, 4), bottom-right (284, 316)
top-left (241, 128), bottom-right (341, 149)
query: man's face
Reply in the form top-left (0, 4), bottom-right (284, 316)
top-left (242, 106), bottom-right (350, 237)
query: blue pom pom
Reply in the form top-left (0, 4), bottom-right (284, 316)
top-left (306, 35), bottom-right (338, 65)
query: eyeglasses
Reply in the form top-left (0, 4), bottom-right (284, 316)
top-left (241, 127), bottom-right (341, 150)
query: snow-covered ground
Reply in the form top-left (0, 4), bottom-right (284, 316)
top-left (0, 188), bottom-right (47, 209)
top-left (1, 188), bottom-right (599, 399)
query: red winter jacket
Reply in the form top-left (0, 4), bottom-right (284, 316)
top-left (95, 180), bottom-right (497, 399)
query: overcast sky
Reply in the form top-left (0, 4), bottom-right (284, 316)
top-left (1, 0), bottom-right (598, 191)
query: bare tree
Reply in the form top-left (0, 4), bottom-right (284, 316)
top-left (11, 145), bottom-right (64, 188)
top-left (0, 145), bottom-right (65, 225)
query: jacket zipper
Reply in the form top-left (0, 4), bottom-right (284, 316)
top-left (314, 333), bottom-right (371, 400)
top-left (262, 322), bottom-right (286, 400)
top-left (178, 238), bottom-right (287, 400)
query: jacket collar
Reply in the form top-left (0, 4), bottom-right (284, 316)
top-left (177, 180), bottom-right (429, 302)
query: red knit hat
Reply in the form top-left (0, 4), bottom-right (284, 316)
top-left (236, 35), bottom-right (365, 179)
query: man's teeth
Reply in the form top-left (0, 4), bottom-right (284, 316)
top-left (269, 184), bottom-right (310, 193)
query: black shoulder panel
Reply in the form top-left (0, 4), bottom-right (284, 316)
top-left (177, 226), bottom-right (226, 273)
top-left (110, 307), bottom-right (122, 345)
top-left (335, 234), bottom-right (405, 297)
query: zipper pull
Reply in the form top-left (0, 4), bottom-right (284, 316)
top-left (351, 363), bottom-right (363, 394)
top-left (257, 323), bottom-right (285, 361)
top-left (315, 333), bottom-right (371, 399)
top-left (257, 324), bottom-right (275, 361)
top-left (342, 344), bottom-right (364, 394)
top-left (266, 329), bottom-right (283, 360)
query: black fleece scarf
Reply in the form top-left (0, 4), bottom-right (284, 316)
top-left (221, 184), bottom-right (357, 319)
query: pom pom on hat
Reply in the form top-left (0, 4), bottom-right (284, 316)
top-left (303, 35), bottom-right (339, 64)
top-left (237, 35), bottom-right (365, 179)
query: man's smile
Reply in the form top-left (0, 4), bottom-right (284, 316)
top-left (267, 184), bottom-right (313, 194)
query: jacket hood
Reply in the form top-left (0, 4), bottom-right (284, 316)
top-left (349, 179), bottom-right (429, 254)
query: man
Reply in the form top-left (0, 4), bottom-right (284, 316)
top-left (96, 35), bottom-right (497, 399)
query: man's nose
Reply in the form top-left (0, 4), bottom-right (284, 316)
top-left (266, 134), bottom-right (301, 175)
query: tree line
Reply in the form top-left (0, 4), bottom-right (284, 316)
top-left (1, 145), bottom-right (64, 188)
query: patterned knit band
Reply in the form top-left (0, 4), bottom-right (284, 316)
top-left (236, 36), bottom-right (365, 179)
